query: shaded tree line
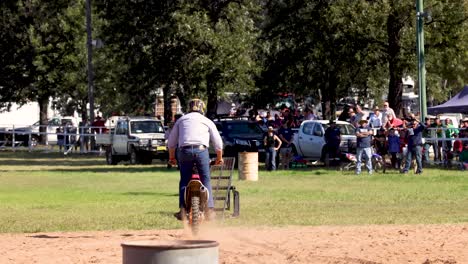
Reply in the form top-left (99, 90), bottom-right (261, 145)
top-left (1, 0), bottom-right (467, 123)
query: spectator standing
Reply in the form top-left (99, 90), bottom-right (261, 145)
top-left (353, 105), bottom-right (366, 126)
top-left (444, 118), bottom-right (457, 152)
top-left (355, 119), bottom-right (374, 175)
top-left (381, 101), bottom-right (395, 125)
top-left (264, 126), bottom-right (282, 171)
top-left (453, 132), bottom-right (463, 156)
top-left (273, 114), bottom-right (282, 128)
top-left (384, 113), bottom-right (403, 129)
top-left (56, 126), bottom-right (64, 152)
top-left (167, 98), bottom-right (223, 221)
top-left (92, 116), bottom-right (106, 134)
top-left (348, 108), bottom-right (357, 126)
top-left (303, 108), bottom-right (317, 121)
top-left (402, 119), bottom-right (425, 174)
top-left (277, 122), bottom-right (294, 169)
top-left (79, 119), bottom-right (90, 153)
top-left (369, 107), bottom-right (383, 128)
top-left (422, 117), bottom-right (433, 164)
top-left (338, 104), bottom-right (352, 121)
top-left (387, 128), bottom-right (401, 169)
top-left (374, 128), bottom-right (387, 156)
top-left (432, 118), bottom-right (443, 162)
top-left (324, 119), bottom-right (341, 167)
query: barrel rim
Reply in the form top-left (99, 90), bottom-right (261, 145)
top-left (121, 240), bottom-right (219, 250)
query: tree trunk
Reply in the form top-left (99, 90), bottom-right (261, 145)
top-left (38, 96), bottom-right (49, 144)
top-left (206, 71), bottom-right (220, 119)
top-left (386, 9), bottom-right (404, 116)
top-left (207, 83), bottom-right (218, 119)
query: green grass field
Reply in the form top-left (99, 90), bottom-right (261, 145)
top-left (0, 151), bottom-right (467, 233)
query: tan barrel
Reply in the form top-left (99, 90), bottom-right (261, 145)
top-left (238, 152), bottom-right (258, 181)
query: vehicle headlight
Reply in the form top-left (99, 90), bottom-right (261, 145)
top-left (139, 139), bottom-right (149, 145)
top-left (151, 139), bottom-right (164, 146)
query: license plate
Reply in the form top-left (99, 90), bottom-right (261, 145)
top-left (156, 146), bottom-right (166, 151)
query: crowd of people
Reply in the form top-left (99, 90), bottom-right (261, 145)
top-left (256, 100), bottom-right (468, 173)
top-left (337, 101), bottom-right (468, 173)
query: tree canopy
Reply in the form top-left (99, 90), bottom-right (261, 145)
top-left (1, 0), bottom-right (467, 121)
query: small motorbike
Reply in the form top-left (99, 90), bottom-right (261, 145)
top-left (182, 163), bottom-right (210, 235)
top-left (340, 151), bottom-right (385, 173)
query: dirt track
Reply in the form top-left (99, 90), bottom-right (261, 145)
top-left (1, 224), bottom-right (467, 264)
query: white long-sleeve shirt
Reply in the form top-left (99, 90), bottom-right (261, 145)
top-left (167, 112), bottom-right (223, 151)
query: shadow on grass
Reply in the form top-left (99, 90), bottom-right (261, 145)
top-left (122, 191), bottom-right (177, 197)
top-left (0, 150), bottom-right (169, 167)
top-left (3, 166), bottom-right (179, 173)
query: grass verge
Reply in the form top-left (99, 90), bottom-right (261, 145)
top-left (0, 151), bottom-right (467, 233)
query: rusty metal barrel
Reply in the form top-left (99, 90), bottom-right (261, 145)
top-left (122, 240), bottom-right (219, 264)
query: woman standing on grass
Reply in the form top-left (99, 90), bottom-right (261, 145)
top-left (264, 126), bottom-right (282, 171)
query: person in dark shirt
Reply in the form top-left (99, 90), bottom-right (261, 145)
top-left (263, 126), bottom-right (282, 171)
top-left (278, 122), bottom-right (293, 169)
top-left (355, 119), bottom-right (374, 174)
top-left (402, 119), bottom-right (426, 174)
top-left (324, 119), bottom-right (341, 166)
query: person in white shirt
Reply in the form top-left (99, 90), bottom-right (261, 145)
top-left (369, 107), bottom-right (383, 128)
top-left (168, 99), bottom-right (223, 221)
top-left (381, 101), bottom-right (395, 125)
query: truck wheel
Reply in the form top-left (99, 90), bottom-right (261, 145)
top-left (129, 147), bottom-right (139, 165)
top-left (106, 147), bottom-right (118, 165)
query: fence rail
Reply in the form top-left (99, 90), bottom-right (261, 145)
top-left (0, 125), bottom-right (110, 154)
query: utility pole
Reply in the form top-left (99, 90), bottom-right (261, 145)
top-left (416, 0), bottom-right (427, 121)
top-left (86, 0), bottom-right (95, 148)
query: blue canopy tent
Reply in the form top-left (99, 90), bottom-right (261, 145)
top-left (427, 85), bottom-right (468, 115)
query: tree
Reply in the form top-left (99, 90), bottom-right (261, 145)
top-left (0, 0), bottom-right (88, 141)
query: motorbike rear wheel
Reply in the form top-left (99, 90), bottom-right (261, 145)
top-left (190, 196), bottom-right (200, 235)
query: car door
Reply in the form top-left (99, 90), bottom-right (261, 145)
top-left (297, 122), bottom-right (317, 158)
top-left (47, 118), bottom-right (61, 143)
top-left (114, 121), bottom-right (128, 154)
top-left (310, 123), bottom-right (326, 158)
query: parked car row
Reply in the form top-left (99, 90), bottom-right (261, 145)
top-left (211, 117), bottom-right (358, 164)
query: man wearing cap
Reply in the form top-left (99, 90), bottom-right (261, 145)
top-left (355, 119), bottom-right (374, 174)
top-left (402, 119), bottom-right (425, 174)
top-left (264, 126), bottom-right (282, 171)
top-left (325, 119), bottom-right (341, 166)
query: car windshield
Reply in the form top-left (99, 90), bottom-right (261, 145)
top-left (130, 121), bottom-right (164, 133)
top-left (322, 123), bottom-right (355, 135)
top-left (224, 122), bottom-right (263, 135)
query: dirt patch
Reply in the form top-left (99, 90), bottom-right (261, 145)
top-left (0, 224), bottom-right (467, 264)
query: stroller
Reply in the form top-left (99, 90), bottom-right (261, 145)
top-left (340, 151), bottom-right (385, 173)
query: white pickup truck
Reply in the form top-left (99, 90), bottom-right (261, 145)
top-left (96, 116), bottom-right (167, 165)
top-left (291, 120), bottom-right (357, 162)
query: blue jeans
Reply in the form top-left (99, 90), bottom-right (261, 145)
top-left (177, 147), bottom-right (214, 208)
top-left (404, 145), bottom-right (423, 173)
top-left (265, 147), bottom-right (277, 171)
top-left (423, 143), bottom-right (431, 163)
top-left (356, 147), bottom-right (372, 173)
